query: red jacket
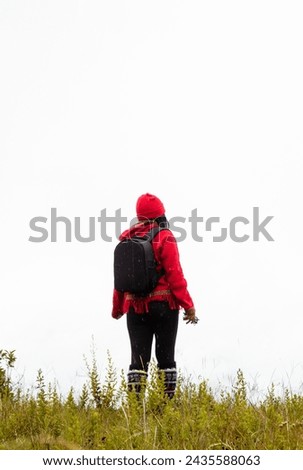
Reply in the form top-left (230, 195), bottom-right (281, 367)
top-left (112, 221), bottom-right (194, 317)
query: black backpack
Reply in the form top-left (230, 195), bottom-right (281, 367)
top-left (114, 227), bottom-right (166, 296)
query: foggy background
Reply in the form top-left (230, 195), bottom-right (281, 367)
top-left (1, 0), bottom-right (303, 397)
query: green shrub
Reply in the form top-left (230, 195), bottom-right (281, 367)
top-left (0, 350), bottom-right (303, 450)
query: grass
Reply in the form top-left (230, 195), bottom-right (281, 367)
top-left (1, 349), bottom-right (303, 450)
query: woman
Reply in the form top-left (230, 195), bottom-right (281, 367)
top-left (112, 193), bottom-right (197, 398)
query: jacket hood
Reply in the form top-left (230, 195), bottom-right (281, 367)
top-left (119, 221), bottom-right (157, 240)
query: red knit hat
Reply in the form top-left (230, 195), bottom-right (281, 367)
top-left (136, 193), bottom-right (165, 220)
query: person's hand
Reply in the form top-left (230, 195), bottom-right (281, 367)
top-left (112, 312), bottom-right (123, 320)
top-left (183, 307), bottom-right (199, 324)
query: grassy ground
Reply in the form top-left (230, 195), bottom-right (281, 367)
top-left (1, 349), bottom-right (303, 450)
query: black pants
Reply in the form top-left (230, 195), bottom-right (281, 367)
top-left (127, 301), bottom-right (179, 372)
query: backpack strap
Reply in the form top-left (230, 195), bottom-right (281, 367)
top-left (144, 226), bottom-right (169, 242)
top-left (144, 226), bottom-right (169, 280)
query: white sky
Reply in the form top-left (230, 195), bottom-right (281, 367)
top-left (1, 0), bottom-right (303, 398)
